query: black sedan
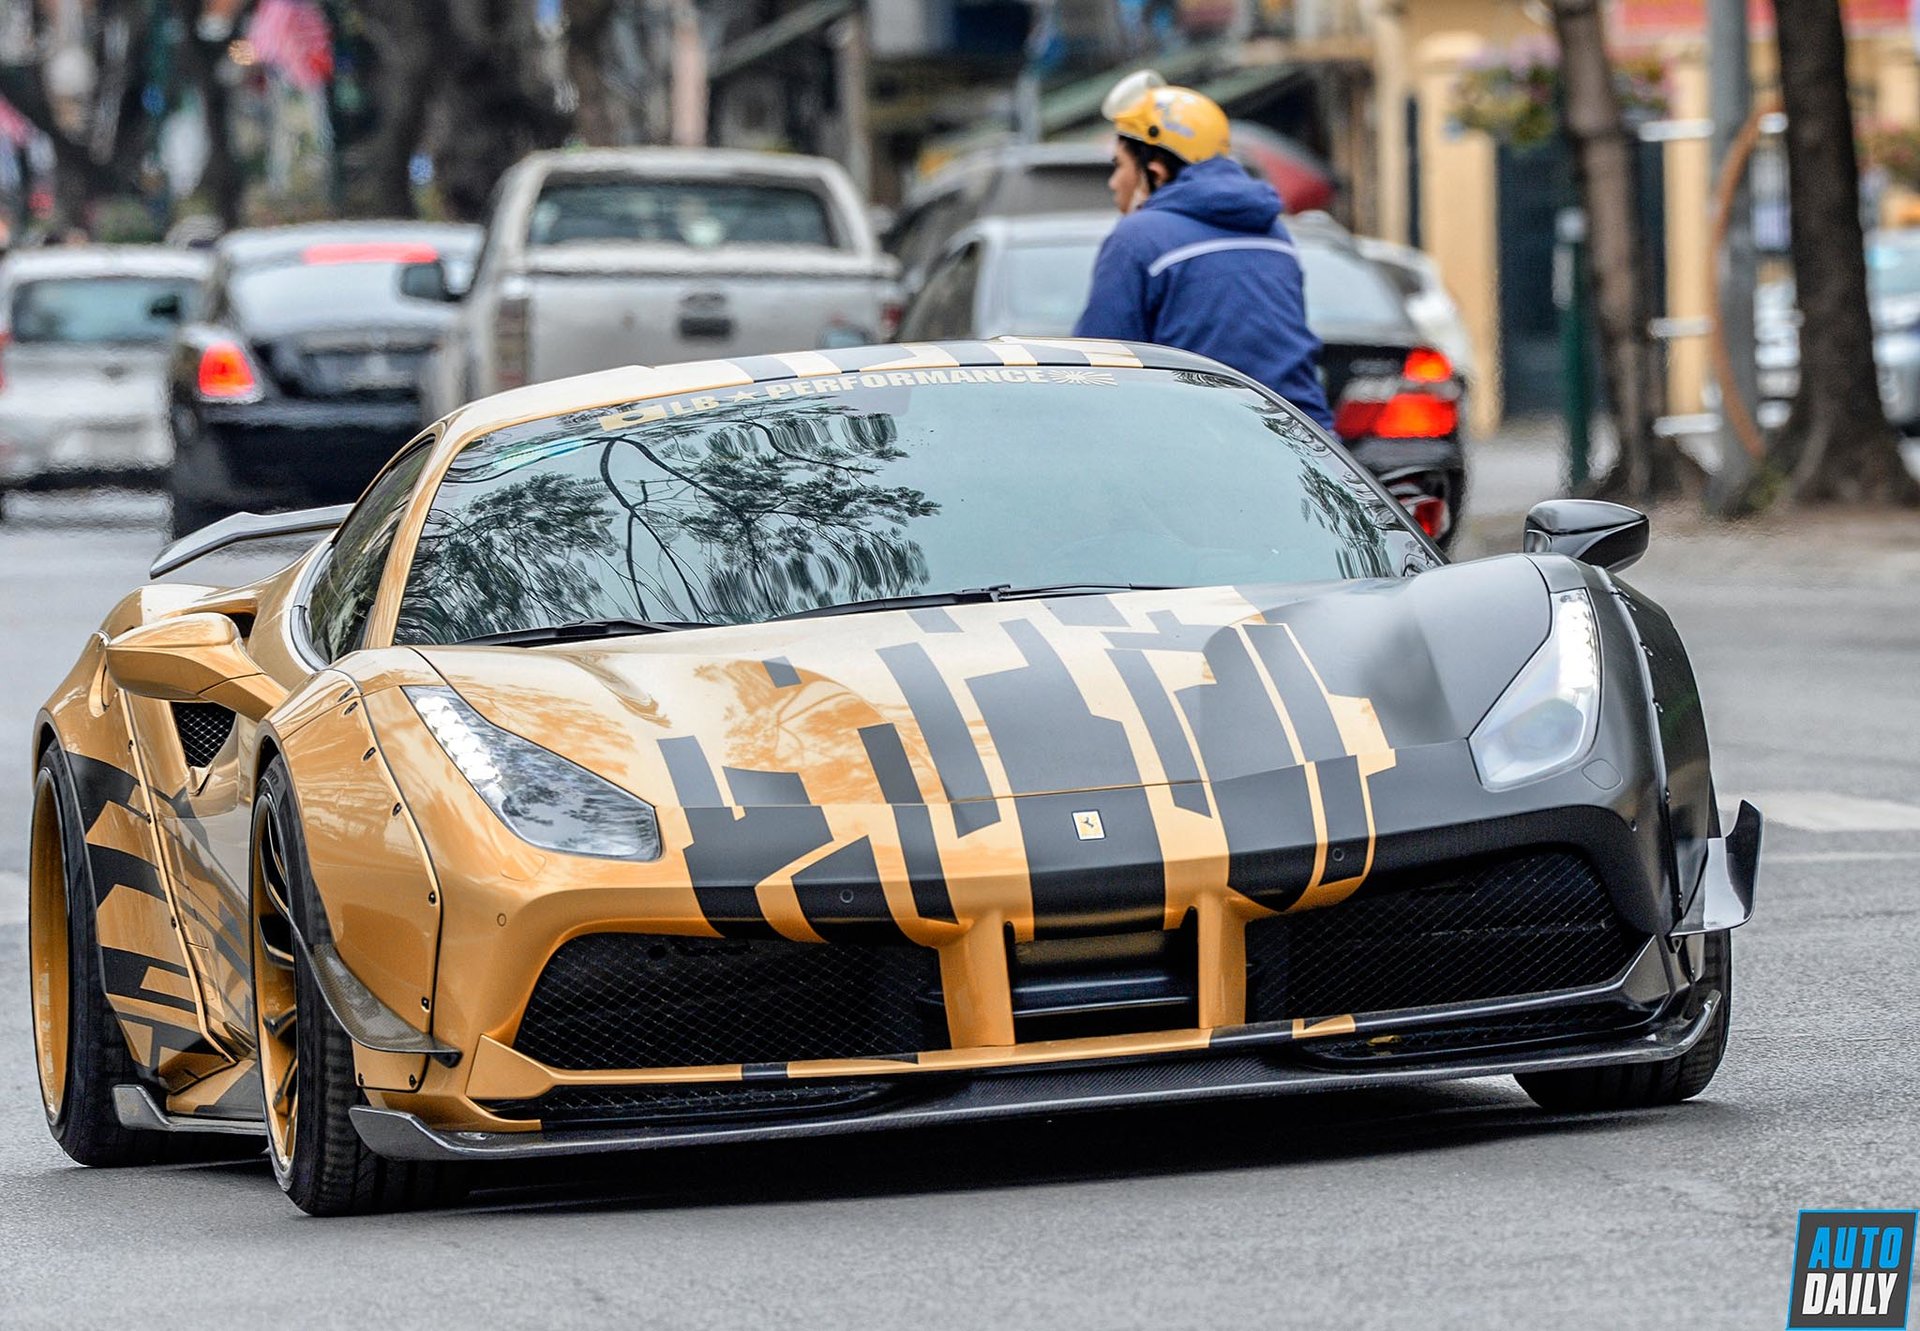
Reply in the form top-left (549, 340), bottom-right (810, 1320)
top-left (896, 211), bottom-right (1470, 546)
top-left (163, 222), bottom-right (480, 536)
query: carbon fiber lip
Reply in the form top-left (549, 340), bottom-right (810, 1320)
top-left (349, 995), bottom-right (1718, 1162)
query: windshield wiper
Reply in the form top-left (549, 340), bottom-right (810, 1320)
top-left (776, 583), bottom-right (1172, 622)
top-left (457, 617), bottom-right (707, 647)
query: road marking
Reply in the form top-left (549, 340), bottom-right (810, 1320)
top-left (1, 871), bottom-right (24, 926)
top-left (1739, 791), bottom-right (1920, 833)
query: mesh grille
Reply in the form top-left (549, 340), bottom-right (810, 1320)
top-left (482, 1079), bottom-right (902, 1127)
top-left (1245, 851), bottom-right (1641, 1023)
top-left (513, 933), bottom-right (944, 1071)
top-left (170, 702), bottom-right (235, 767)
top-left (1300, 1005), bottom-right (1646, 1064)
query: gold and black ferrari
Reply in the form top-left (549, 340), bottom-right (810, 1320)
top-left (28, 338), bottom-right (1761, 1215)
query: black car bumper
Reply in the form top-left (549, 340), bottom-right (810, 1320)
top-left (191, 399), bottom-right (423, 507)
top-left (351, 978), bottom-right (1721, 1163)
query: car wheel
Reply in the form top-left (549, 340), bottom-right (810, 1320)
top-left (31, 743), bottom-right (179, 1165)
top-left (250, 756), bottom-right (467, 1216)
top-left (1516, 929), bottom-right (1733, 1112)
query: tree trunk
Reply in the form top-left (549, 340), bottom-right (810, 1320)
top-left (356, 0), bottom-right (444, 216)
top-left (1548, 0), bottom-right (1683, 504)
top-left (170, 0), bottom-right (241, 229)
top-left (566, 0), bottom-right (627, 147)
top-left (1770, 0), bottom-right (1917, 502)
top-left (433, 0), bottom-right (572, 220)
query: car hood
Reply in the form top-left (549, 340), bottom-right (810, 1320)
top-left (413, 556), bottom-right (1551, 811)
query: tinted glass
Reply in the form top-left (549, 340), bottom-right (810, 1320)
top-left (1296, 243), bottom-right (1413, 330)
top-left (528, 181), bottom-right (835, 248)
top-left (997, 240), bottom-right (1102, 334)
top-left (9, 276), bottom-right (200, 344)
top-left (896, 245), bottom-right (980, 340)
top-left (307, 446), bottom-right (432, 659)
top-left (993, 164), bottom-right (1112, 215)
top-left (231, 253), bottom-right (473, 327)
top-left (395, 368), bottom-right (1430, 643)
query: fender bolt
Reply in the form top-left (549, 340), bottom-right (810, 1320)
top-left (408, 1075), bottom-right (417, 1088)
top-left (362, 747), bottom-right (375, 761)
top-left (343, 701), bottom-right (359, 716)
top-left (391, 802), bottom-right (402, 816)
top-left (427, 891), bottom-right (437, 905)
top-left (497, 913), bottom-right (507, 927)
top-left (421, 997), bottom-right (431, 1010)
top-left (357, 1074), bottom-right (365, 1085)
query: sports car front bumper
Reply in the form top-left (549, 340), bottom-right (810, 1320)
top-left (351, 986), bottom-right (1722, 1162)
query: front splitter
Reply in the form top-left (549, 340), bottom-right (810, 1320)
top-left (351, 997), bottom-right (1717, 1162)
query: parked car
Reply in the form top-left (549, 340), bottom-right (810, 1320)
top-left (420, 148), bottom-right (900, 417)
top-left (1354, 232), bottom-right (1477, 388)
top-left (888, 134), bottom-right (1336, 296)
top-left (0, 246), bottom-right (209, 518)
top-left (896, 210), bottom-right (1470, 544)
top-left (163, 221), bottom-right (481, 537)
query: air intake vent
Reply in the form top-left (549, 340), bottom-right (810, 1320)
top-left (171, 702), bottom-right (235, 767)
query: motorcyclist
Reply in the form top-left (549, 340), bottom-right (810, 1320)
top-left (1074, 74), bottom-right (1334, 432)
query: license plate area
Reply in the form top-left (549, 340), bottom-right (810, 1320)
top-left (1009, 921), bottom-right (1198, 1042)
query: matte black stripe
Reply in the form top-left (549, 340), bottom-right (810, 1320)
top-left (1314, 755), bottom-right (1372, 881)
top-left (859, 724), bottom-right (956, 923)
top-left (724, 768), bottom-right (811, 807)
top-left (969, 620), bottom-right (1144, 794)
top-left (83, 843), bottom-right (165, 904)
top-left (660, 736), bottom-right (726, 808)
top-left (878, 643), bottom-right (999, 835)
top-left (1047, 595), bottom-right (1126, 627)
top-left (1246, 623), bottom-right (1345, 761)
top-left (1110, 648), bottom-right (1209, 816)
top-left (909, 608), bottom-right (961, 634)
top-left (791, 837), bottom-right (899, 941)
top-left (1213, 766), bottom-right (1321, 911)
top-left (763, 657), bottom-right (801, 688)
top-left (100, 947), bottom-right (199, 1013)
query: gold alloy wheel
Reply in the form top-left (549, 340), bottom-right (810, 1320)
top-left (28, 775), bottom-right (71, 1125)
top-left (250, 794), bottom-right (302, 1177)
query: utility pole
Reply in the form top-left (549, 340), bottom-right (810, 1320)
top-left (1707, 0), bottom-right (1760, 509)
top-left (831, 12), bottom-right (870, 197)
top-left (669, 0), bottom-right (707, 147)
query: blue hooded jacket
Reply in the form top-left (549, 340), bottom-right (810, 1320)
top-left (1073, 156), bottom-right (1334, 431)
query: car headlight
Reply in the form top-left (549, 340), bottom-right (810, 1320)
top-left (1469, 590), bottom-right (1602, 791)
top-left (403, 685), bottom-right (661, 860)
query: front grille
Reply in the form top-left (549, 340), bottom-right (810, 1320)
top-left (513, 933), bottom-right (944, 1071)
top-left (1245, 850), bottom-right (1642, 1023)
top-left (170, 702), bottom-right (235, 767)
top-left (482, 1079), bottom-right (903, 1128)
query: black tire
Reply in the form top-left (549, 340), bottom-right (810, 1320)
top-left (32, 743), bottom-right (183, 1165)
top-left (1517, 929), bottom-right (1733, 1112)
top-left (251, 756), bottom-right (467, 1216)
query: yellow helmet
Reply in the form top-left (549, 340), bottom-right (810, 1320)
top-left (1107, 80), bottom-right (1231, 165)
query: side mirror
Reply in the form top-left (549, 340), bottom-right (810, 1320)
top-left (1522, 499), bottom-right (1650, 572)
top-left (399, 260), bottom-right (457, 303)
top-left (148, 291), bottom-right (183, 321)
top-left (104, 612), bottom-right (289, 721)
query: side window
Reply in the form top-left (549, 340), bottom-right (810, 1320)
top-left (897, 243), bottom-right (981, 341)
top-left (305, 446), bottom-right (433, 660)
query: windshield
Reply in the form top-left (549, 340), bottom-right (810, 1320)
top-left (395, 367), bottom-right (1429, 643)
top-left (231, 247), bottom-right (475, 326)
top-left (529, 181), bottom-right (837, 248)
top-left (993, 235), bottom-right (1409, 336)
top-left (9, 276), bottom-right (200, 344)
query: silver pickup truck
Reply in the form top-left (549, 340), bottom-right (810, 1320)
top-left (423, 148), bottom-right (899, 414)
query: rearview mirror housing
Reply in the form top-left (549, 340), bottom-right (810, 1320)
top-left (104, 612), bottom-right (289, 721)
top-left (399, 259), bottom-right (461, 303)
top-left (1522, 499), bottom-right (1650, 572)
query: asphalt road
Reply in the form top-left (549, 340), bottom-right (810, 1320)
top-left (2, 489), bottom-right (1917, 1330)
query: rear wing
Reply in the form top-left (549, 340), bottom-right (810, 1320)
top-left (150, 504), bottom-right (352, 578)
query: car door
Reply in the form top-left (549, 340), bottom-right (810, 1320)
top-left (149, 444), bottom-right (433, 1045)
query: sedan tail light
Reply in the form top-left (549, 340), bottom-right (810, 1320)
top-left (1332, 347), bottom-right (1460, 440)
top-left (197, 341), bottom-right (260, 399)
